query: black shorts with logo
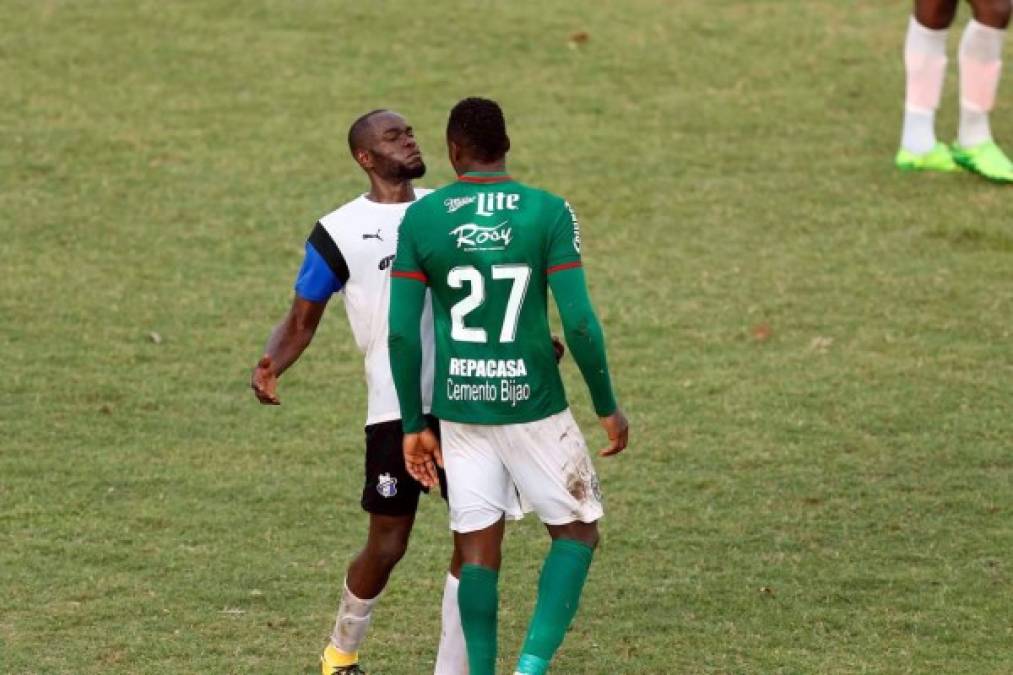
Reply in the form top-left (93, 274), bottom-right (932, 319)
top-left (361, 415), bottom-right (448, 516)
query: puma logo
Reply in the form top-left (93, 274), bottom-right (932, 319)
top-left (362, 230), bottom-right (383, 242)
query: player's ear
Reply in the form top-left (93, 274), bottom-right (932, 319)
top-left (502, 134), bottom-right (510, 155)
top-left (447, 139), bottom-right (462, 170)
top-left (354, 147), bottom-right (372, 170)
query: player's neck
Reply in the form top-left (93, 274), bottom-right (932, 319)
top-left (365, 178), bottom-right (416, 204)
top-left (457, 159), bottom-right (507, 175)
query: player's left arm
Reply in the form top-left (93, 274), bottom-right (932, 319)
top-left (546, 201), bottom-right (628, 456)
top-left (548, 268), bottom-right (615, 415)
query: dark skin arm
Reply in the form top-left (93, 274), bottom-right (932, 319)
top-left (251, 296), bottom-right (328, 405)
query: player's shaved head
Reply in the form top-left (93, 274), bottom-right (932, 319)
top-left (346, 109), bottom-right (425, 183)
top-left (446, 97), bottom-right (510, 163)
top-left (347, 108), bottom-right (389, 155)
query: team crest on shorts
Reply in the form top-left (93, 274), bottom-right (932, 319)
top-left (376, 473), bottom-right (398, 498)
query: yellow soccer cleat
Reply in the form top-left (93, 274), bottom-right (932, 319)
top-left (321, 644), bottom-right (365, 675)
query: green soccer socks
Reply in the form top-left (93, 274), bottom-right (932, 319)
top-left (515, 539), bottom-right (595, 675)
top-left (458, 564), bottom-right (499, 675)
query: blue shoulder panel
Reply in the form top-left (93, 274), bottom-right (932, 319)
top-left (294, 241), bottom-right (343, 302)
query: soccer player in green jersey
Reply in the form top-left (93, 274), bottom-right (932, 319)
top-left (388, 97), bottom-right (629, 675)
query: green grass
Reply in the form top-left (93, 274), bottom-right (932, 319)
top-left (2, 0), bottom-right (1011, 672)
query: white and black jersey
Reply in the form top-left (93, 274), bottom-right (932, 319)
top-left (294, 190), bottom-right (434, 426)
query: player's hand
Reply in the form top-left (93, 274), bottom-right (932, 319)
top-left (251, 355), bottom-right (281, 405)
top-left (551, 335), bottom-right (565, 363)
top-left (598, 408), bottom-right (628, 457)
top-left (403, 427), bottom-right (442, 488)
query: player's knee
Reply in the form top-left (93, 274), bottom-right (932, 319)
top-left (917, 0), bottom-right (959, 29)
top-left (456, 540), bottom-right (502, 569)
top-left (549, 520), bottom-right (599, 549)
top-left (975, 0), bottom-right (1012, 28)
top-left (366, 535), bottom-right (410, 572)
top-left (968, 0), bottom-right (1008, 25)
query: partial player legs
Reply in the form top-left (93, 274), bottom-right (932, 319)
top-left (454, 518), bottom-right (507, 675)
top-left (323, 513), bottom-right (415, 671)
top-left (442, 411), bottom-right (606, 674)
top-left (898, 1), bottom-right (958, 169)
top-left (957, 13), bottom-right (1005, 146)
top-left (899, 0), bottom-right (1013, 179)
top-left (327, 513), bottom-right (468, 675)
top-left (434, 547), bottom-right (468, 675)
top-left (513, 521), bottom-right (599, 675)
top-left (952, 0), bottom-right (1013, 180)
top-left (452, 520), bottom-right (601, 675)
top-left (346, 513), bottom-right (416, 599)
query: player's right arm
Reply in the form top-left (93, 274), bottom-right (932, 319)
top-left (251, 223), bottom-right (346, 405)
top-left (387, 205), bottom-right (428, 434)
top-left (387, 205), bottom-right (442, 487)
top-left (546, 201), bottom-right (629, 456)
top-left (251, 296), bottom-right (328, 405)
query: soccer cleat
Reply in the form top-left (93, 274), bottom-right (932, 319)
top-left (951, 141), bottom-right (1013, 183)
top-left (321, 644), bottom-right (365, 675)
top-left (515, 653), bottom-right (551, 674)
top-left (326, 667), bottom-right (364, 675)
top-left (894, 142), bottom-right (958, 172)
top-left (321, 662), bottom-right (364, 675)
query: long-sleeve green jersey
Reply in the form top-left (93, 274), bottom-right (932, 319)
top-left (388, 172), bottom-right (616, 432)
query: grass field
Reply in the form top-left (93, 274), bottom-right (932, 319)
top-left (2, 1), bottom-right (1012, 673)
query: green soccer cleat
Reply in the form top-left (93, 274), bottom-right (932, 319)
top-left (951, 141), bottom-right (1013, 183)
top-left (894, 142), bottom-right (959, 172)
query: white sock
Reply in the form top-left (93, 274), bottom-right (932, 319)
top-left (330, 579), bottom-right (381, 655)
top-left (902, 109), bottom-right (938, 154)
top-left (958, 19), bottom-right (1006, 147)
top-left (433, 573), bottom-right (468, 675)
top-left (902, 16), bottom-right (949, 154)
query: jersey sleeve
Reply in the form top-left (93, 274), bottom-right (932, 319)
top-left (388, 275), bottom-right (428, 432)
top-left (547, 265), bottom-right (617, 417)
top-left (388, 203), bottom-right (429, 432)
top-left (294, 222), bottom-right (349, 302)
top-left (390, 203), bottom-right (428, 284)
top-left (546, 200), bottom-right (583, 274)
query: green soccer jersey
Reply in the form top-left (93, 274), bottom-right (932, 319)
top-left (391, 172), bottom-right (588, 426)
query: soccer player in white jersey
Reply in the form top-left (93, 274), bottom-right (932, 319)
top-left (250, 110), bottom-right (467, 675)
top-left (896, 0), bottom-right (1013, 182)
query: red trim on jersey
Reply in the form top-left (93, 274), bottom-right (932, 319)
top-left (547, 261), bottom-right (582, 275)
top-left (458, 174), bottom-right (513, 184)
top-left (392, 270), bottom-right (428, 283)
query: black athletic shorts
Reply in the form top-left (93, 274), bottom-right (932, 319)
top-left (361, 415), bottom-right (448, 516)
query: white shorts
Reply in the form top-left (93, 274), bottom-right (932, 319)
top-left (441, 408), bottom-right (604, 533)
